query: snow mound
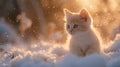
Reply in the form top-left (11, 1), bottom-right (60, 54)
top-left (106, 38), bottom-right (120, 52)
top-left (0, 39), bottom-right (120, 67)
top-left (56, 54), bottom-right (106, 67)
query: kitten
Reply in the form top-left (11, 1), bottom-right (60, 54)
top-left (64, 8), bottom-right (101, 57)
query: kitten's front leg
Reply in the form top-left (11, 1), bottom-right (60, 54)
top-left (85, 45), bottom-right (100, 56)
top-left (70, 44), bottom-right (85, 57)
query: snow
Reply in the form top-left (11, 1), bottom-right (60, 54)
top-left (56, 53), bottom-right (106, 67)
top-left (105, 37), bottom-right (120, 53)
top-left (0, 20), bottom-right (17, 44)
top-left (0, 38), bottom-right (120, 67)
top-left (107, 57), bottom-right (120, 67)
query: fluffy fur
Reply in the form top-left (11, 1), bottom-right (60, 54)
top-left (64, 8), bottom-right (101, 57)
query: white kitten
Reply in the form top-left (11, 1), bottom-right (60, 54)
top-left (64, 8), bottom-right (101, 56)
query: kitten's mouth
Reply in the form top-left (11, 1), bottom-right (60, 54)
top-left (70, 30), bottom-right (73, 34)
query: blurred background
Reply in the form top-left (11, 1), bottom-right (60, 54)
top-left (0, 0), bottom-right (120, 45)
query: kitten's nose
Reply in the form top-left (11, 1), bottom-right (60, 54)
top-left (70, 29), bottom-right (73, 34)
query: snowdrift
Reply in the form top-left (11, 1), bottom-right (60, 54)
top-left (0, 38), bottom-right (120, 67)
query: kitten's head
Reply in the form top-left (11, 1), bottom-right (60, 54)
top-left (64, 8), bottom-right (92, 35)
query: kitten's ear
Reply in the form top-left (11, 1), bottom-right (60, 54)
top-left (80, 9), bottom-right (92, 22)
top-left (63, 8), bottom-right (72, 17)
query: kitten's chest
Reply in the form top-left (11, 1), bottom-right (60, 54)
top-left (70, 35), bottom-right (90, 47)
top-left (69, 32), bottom-right (97, 48)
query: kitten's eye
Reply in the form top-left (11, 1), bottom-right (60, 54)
top-left (67, 25), bottom-right (70, 29)
top-left (73, 24), bottom-right (78, 28)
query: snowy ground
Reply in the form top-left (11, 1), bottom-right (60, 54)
top-left (0, 38), bottom-right (120, 67)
